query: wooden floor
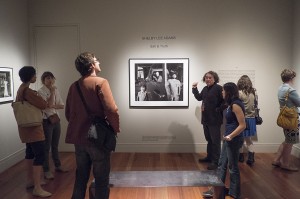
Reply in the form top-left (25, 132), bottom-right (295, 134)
top-left (0, 152), bottom-right (300, 199)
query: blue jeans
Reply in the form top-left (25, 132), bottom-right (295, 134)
top-left (72, 144), bottom-right (111, 199)
top-left (43, 120), bottom-right (62, 172)
top-left (218, 136), bottom-right (243, 198)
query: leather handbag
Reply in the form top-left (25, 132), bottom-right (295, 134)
top-left (12, 101), bottom-right (43, 127)
top-left (254, 94), bottom-right (263, 125)
top-left (76, 81), bottom-right (117, 152)
top-left (48, 113), bottom-right (60, 124)
top-left (277, 89), bottom-right (298, 130)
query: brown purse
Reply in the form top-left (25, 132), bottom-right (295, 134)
top-left (48, 113), bottom-right (60, 124)
top-left (277, 89), bottom-right (298, 130)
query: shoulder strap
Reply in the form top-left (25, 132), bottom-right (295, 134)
top-left (75, 81), bottom-right (91, 115)
top-left (254, 92), bottom-right (258, 108)
top-left (18, 87), bottom-right (28, 102)
top-left (76, 80), bottom-right (107, 121)
top-left (283, 88), bottom-right (291, 106)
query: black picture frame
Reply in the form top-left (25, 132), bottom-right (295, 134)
top-left (129, 58), bottom-right (189, 107)
top-left (0, 67), bottom-right (14, 104)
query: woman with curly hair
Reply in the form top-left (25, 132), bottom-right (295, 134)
top-left (237, 75), bottom-right (257, 166)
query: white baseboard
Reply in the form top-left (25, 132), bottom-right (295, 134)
top-left (0, 148), bottom-right (25, 173)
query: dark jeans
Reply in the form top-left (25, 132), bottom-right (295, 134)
top-left (72, 144), bottom-right (111, 199)
top-left (25, 141), bottom-right (45, 165)
top-left (43, 120), bottom-right (61, 172)
top-left (203, 124), bottom-right (221, 165)
top-left (218, 136), bottom-right (244, 199)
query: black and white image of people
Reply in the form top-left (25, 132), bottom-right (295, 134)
top-left (134, 62), bottom-right (184, 101)
top-left (0, 71), bottom-right (12, 98)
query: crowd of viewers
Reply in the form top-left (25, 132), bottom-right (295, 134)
top-left (15, 52), bottom-right (120, 199)
top-left (14, 55), bottom-right (299, 199)
top-left (193, 69), bottom-right (300, 198)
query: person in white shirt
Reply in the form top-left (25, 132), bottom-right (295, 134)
top-left (38, 71), bottom-right (67, 180)
top-left (168, 73), bottom-right (181, 101)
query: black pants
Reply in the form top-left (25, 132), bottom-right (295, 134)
top-left (203, 124), bottom-right (221, 165)
top-left (71, 144), bottom-right (110, 199)
top-left (25, 141), bottom-right (45, 165)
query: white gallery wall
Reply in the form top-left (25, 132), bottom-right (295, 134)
top-left (0, 0), bottom-right (299, 172)
top-left (0, 0), bottom-right (30, 173)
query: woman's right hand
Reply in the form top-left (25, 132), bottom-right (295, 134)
top-left (192, 82), bottom-right (198, 88)
top-left (50, 85), bottom-right (57, 93)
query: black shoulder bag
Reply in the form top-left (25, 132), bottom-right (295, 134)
top-left (75, 81), bottom-right (117, 152)
top-left (254, 94), bottom-right (263, 125)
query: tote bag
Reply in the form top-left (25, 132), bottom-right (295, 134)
top-left (277, 105), bottom-right (298, 130)
top-left (276, 88), bottom-right (298, 130)
top-left (12, 101), bottom-right (43, 127)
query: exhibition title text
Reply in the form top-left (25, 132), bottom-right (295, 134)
top-left (142, 36), bottom-right (176, 40)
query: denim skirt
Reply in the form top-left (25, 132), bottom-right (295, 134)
top-left (243, 117), bottom-right (257, 137)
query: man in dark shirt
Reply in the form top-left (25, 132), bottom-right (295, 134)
top-left (192, 71), bottom-right (224, 170)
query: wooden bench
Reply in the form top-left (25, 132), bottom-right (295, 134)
top-left (89, 170), bottom-right (224, 199)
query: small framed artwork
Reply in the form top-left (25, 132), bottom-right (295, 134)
top-left (129, 58), bottom-right (189, 107)
top-left (0, 67), bottom-right (14, 104)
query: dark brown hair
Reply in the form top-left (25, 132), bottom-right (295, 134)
top-left (19, 66), bottom-right (36, 83)
top-left (41, 71), bottom-right (55, 84)
top-left (237, 75), bottom-right (256, 95)
top-left (223, 82), bottom-right (239, 105)
top-left (202, 71), bottom-right (219, 83)
top-left (281, 69), bottom-right (296, 83)
top-left (75, 52), bottom-right (96, 76)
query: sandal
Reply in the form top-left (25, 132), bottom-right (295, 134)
top-left (280, 165), bottom-right (299, 172)
top-left (271, 161), bottom-right (281, 167)
top-left (26, 181), bottom-right (47, 189)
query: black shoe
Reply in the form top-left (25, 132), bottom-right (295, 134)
top-left (207, 163), bottom-right (218, 170)
top-left (246, 152), bottom-right (255, 166)
top-left (224, 187), bottom-right (229, 195)
top-left (238, 153), bottom-right (244, 163)
top-left (198, 157), bottom-right (211, 163)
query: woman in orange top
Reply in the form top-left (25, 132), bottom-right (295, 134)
top-left (15, 66), bottom-right (51, 197)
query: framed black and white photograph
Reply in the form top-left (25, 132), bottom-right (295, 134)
top-left (129, 58), bottom-right (189, 107)
top-left (0, 67), bottom-right (14, 104)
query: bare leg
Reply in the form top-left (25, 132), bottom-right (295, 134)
top-left (33, 165), bottom-right (43, 191)
top-left (32, 165), bottom-right (52, 197)
top-left (273, 142), bottom-right (284, 164)
top-left (281, 143), bottom-right (293, 167)
top-left (26, 159), bottom-right (34, 185)
top-left (275, 142), bottom-right (298, 171)
top-left (245, 137), bottom-right (254, 152)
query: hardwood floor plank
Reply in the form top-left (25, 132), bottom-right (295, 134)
top-left (0, 152), bottom-right (300, 199)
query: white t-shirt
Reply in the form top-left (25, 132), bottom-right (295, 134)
top-left (38, 85), bottom-right (64, 119)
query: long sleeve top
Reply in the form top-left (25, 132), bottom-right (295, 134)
top-left (239, 90), bottom-right (255, 118)
top-left (65, 76), bottom-right (120, 146)
top-left (192, 83), bottom-right (224, 125)
top-left (278, 83), bottom-right (300, 112)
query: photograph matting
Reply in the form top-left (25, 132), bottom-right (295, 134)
top-left (129, 58), bottom-right (189, 107)
top-left (0, 67), bottom-right (14, 104)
